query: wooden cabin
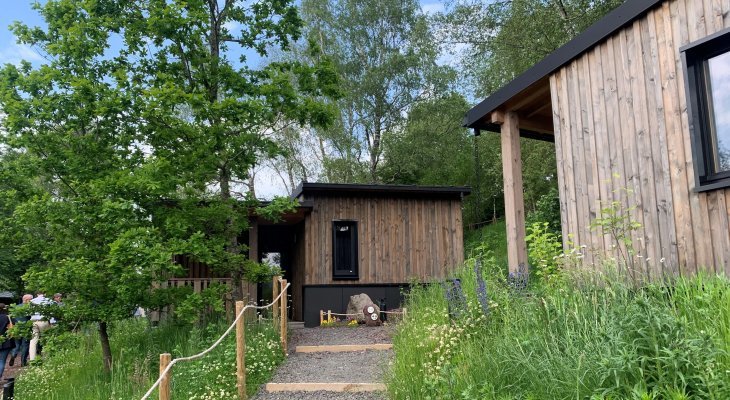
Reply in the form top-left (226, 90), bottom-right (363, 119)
top-left (465, 0), bottom-right (730, 278)
top-left (172, 183), bottom-right (469, 326)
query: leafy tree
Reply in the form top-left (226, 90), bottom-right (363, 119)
top-left (0, 0), bottom-right (336, 372)
top-left (379, 93), bottom-right (472, 186)
top-left (301, 0), bottom-right (449, 182)
top-left (433, 0), bottom-right (622, 227)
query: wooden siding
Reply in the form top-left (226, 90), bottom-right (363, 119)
top-left (303, 195), bottom-right (464, 285)
top-left (550, 0), bottom-right (730, 277)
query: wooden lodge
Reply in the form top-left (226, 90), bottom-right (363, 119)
top-left (465, 0), bottom-right (730, 278)
top-left (174, 183), bottom-right (469, 326)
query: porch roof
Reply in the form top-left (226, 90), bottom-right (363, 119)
top-left (464, 0), bottom-right (663, 139)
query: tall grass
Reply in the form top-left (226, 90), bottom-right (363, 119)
top-left (14, 317), bottom-right (284, 399)
top-left (388, 258), bottom-right (730, 400)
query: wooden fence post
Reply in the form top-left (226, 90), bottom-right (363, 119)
top-left (279, 279), bottom-right (287, 355)
top-left (403, 308), bottom-right (407, 320)
top-left (235, 301), bottom-right (247, 400)
top-left (327, 310), bottom-right (331, 322)
top-left (319, 310), bottom-right (324, 326)
top-left (272, 275), bottom-right (280, 322)
top-left (159, 353), bottom-right (171, 400)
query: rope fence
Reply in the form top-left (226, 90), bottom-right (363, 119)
top-left (141, 276), bottom-right (290, 400)
top-left (319, 308), bottom-right (407, 325)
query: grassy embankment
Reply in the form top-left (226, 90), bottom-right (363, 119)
top-left (13, 317), bottom-right (283, 400)
top-left (388, 223), bottom-right (730, 399)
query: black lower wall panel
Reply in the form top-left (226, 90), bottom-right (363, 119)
top-left (302, 284), bottom-right (409, 327)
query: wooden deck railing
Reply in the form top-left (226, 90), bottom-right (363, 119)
top-left (141, 276), bottom-right (289, 400)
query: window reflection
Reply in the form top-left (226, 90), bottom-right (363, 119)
top-left (708, 51), bottom-right (730, 173)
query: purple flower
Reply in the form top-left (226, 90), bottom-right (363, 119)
top-left (474, 260), bottom-right (489, 315)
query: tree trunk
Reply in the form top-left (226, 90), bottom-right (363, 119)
top-left (98, 321), bottom-right (112, 373)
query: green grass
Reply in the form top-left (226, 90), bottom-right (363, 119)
top-left (464, 219), bottom-right (507, 266)
top-left (14, 317), bottom-right (285, 400)
top-left (388, 257), bottom-right (730, 400)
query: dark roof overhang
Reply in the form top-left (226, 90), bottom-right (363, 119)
top-left (292, 182), bottom-right (471, 200)
top-left (465, 0), bottom-right (664, 132)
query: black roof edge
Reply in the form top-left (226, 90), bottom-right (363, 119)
top-left (291, 182), bottom-right (471, 199)
top-left (464, 0), bottom-right (663, 129)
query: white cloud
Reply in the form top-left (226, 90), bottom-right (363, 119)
top-left (421, 2), bottom-right (444, 15)
top-left (223, 20), bottom-right (243, 33)
top-left (254, 165), bottom-right (290, 200)
top-left (0, 41), bottom-right (44, 66)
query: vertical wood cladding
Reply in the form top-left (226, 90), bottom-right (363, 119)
top-left (303, 195), bottom-right (464, 285)
top-left (550, 0), bottom-right (730, 277)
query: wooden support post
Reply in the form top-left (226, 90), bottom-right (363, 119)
top-left (272, 275), bottom-right (280, 321)
top-left (279, 279), bottom-right (287, 355)
top-left (327, 310), bottom-right (331, 322)
top-left (235, 301), bottom-right (247, 400)
top-left (499, 111), bottom-right (529, 273)
top-left (159, 353), bottom-right (171, 400)
top-left (247, 218), bottom-right (259, 309)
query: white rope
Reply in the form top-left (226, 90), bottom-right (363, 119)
top-left (324, 310), bottom-right (406, 317)
top-left (140, 282), bottom-right (291, 400)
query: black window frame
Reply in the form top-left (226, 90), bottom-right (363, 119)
top-left (681, 27), bottom-right (730, 192)
top-left (332, 220), bottom-right (358, 280)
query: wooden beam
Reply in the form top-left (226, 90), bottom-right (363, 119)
top-left (246, 218), bottom-right (259, 309)
top-left (500, 111), bottom-right (529, 274)
top-left (517, 114), bottom-right (554, 135)
top-left (490, 110), bottom-right (505, 125)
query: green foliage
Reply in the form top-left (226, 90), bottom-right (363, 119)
top-left (590, 188), bottom-right (643, 269)
top-left (0, 0), bottom-right (338, 371)
top-left (379, 93), bottom-right (473, 186)
top-left (525, 222), bottom-right (563, 284)
top-left (14, 318), bottom-right (285, 399)
top-left (299, 0), bottom-right (450, 182)
top-left (255, 197), bottom-right (299, 223)
top-left (388, 260), bottom-right (730, 399)
top-left (527, 186), bottom-right (562, 234)
top-left (173, 284), bottom-right (228, 325)
top-left (243, 259), bottom-right (282, 284)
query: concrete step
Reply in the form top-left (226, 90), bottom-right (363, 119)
top-left (295, 344), bottom-right (392, 353)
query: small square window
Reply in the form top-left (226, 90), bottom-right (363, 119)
top-left (681, 27), bottom-right (730, 191)
top-left (332, 221), bottom-right (358, 279)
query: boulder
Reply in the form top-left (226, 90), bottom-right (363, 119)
top-left (346, 293), bottom-right (380, 322)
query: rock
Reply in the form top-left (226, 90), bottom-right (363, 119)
top-left (347, 293), bottom-right (380, 322)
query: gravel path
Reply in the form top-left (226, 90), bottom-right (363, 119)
top-left (268, 350), bottom-right (392, 383)
top-left (289, 325), bottom-right (395, 350)
top-left (252, 391), bottom-right (387, 400)
top-left (251, 326), bottom-right (394, 400)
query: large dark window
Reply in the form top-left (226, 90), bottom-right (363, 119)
top-left (682, 27), bottom-right (730, 191)
top-left (332, 221), bottom-right (358, 279)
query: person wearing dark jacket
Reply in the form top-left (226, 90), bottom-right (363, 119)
top-left (8, 294), bottom-right (32, 367)
top-left (0, 303), bottom-right (16, 379)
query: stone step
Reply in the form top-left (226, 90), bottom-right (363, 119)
top-left (265, 382), bottom-right (386, 392)
top-left (295, 344), bottom-right (392, 353)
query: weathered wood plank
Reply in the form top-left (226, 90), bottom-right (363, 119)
top-left (644, 10), bottom-right (679, 277)
top-left (657, 2), bottom-right (694, 273)
top-left (501, 111), bottom-right (529, 272)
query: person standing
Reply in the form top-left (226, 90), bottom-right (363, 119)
top-left (8, 294), bottom-right (33, 367)
top-left (0, 303), bottom-right (15, 379)
top-left (29, 292), bottom-right (52, 361)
